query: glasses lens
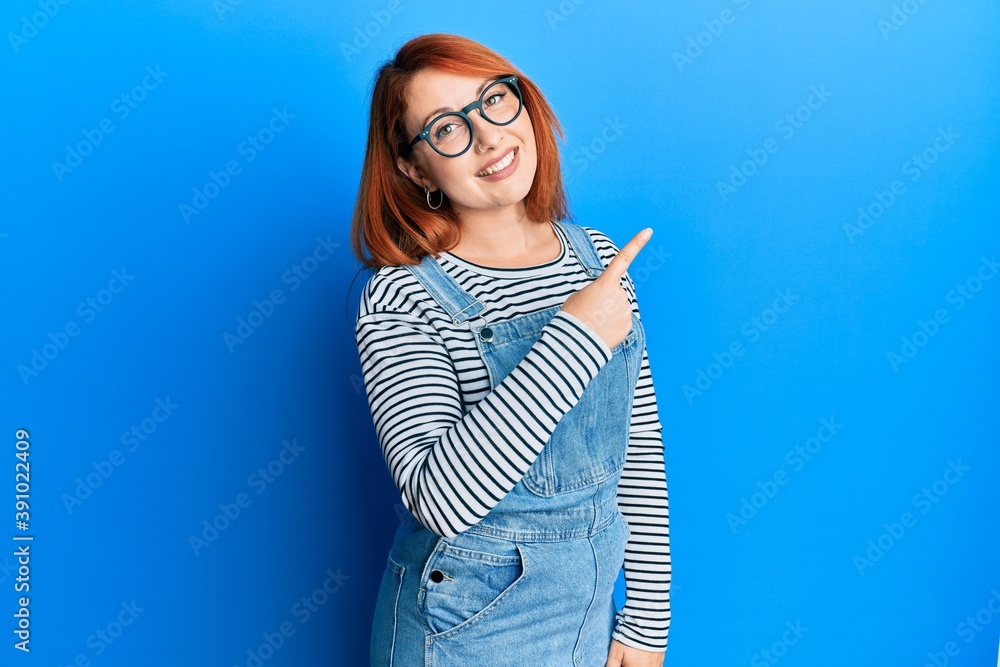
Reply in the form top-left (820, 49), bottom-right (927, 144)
top-left (429, 114), bottom-right (471, 156)
top-left (481, 80), bottom-right (521, 125)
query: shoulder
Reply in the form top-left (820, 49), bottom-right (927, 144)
top-left (355, 262), bottom-right (445, 328)
top-left (357, 264), bottom-right (417, 320)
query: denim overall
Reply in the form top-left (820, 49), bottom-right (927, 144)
top-left (370, 220), bottom-right (646, 667)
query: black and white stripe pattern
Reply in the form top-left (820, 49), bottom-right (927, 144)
top-left (355, 224), bottom-right (670, 651)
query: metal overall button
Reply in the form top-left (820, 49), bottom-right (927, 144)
top-left (467, 315), bottom-right (493, 342)
top-left (429, 569), bottom-right (453, 583)
top-left (452, 303), bottom-right (494, 342)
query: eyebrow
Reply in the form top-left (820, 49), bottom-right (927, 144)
top-left (420, 77), bottom-right (494, 128)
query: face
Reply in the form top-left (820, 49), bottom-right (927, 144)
top-left (396, 69), bottom-right (537, 217)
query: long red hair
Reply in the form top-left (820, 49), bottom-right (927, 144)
top-left (350, 33), bottom-right (573, 269)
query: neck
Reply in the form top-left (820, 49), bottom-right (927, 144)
top-left (447, 207), bottom-right (556, 267)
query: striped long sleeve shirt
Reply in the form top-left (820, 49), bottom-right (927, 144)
top-left (355, 223), bottom-right (671, 651)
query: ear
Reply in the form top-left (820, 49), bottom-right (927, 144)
top-left (396, 155), bottom-right (435, 191)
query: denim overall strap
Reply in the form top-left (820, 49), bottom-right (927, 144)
top-left (553, 220), bottom-right (606, 277)
top-left (403, 253), bottom-right (485, 326)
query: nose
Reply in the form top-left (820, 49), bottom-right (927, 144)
top-left (469, 110), bottom-right (504, 150)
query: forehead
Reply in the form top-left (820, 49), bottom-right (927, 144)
top-left (406, 70), bottom-right (493, 117)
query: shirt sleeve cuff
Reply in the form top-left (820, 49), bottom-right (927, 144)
top-left (613, 613), bottom-right (668, 652)
top-left (611, 628), bottom-right (668, 653)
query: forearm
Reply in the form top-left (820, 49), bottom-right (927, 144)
top-left (358, 309), bottom-right (613, 537)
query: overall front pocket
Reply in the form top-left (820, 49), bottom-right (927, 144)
top-left (419, 542), bottom-right (527, 639)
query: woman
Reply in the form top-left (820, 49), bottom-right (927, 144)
top-left (351, 33), bottom-right (670, 667)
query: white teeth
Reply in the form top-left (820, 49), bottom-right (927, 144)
top-left (477, 149), bottom-right (516, 177)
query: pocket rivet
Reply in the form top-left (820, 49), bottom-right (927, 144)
top-left (430, 569), bottom-right (444, 583)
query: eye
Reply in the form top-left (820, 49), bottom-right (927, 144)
top-left (483, 92), bottom-right (505, 108)
top-left (434, 123), bottom-right (456, 139)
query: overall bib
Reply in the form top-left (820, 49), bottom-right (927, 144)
top-left (370, 220), bottom-right (646, 667)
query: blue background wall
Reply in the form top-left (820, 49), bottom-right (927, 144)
top-left (3, 1), bottom-right (998, 665)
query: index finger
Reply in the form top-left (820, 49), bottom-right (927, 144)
top-left (600, 227), bottom-right (653, 283)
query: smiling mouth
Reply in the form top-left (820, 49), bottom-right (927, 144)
top-left (475, 147), bottom-right (517, 177)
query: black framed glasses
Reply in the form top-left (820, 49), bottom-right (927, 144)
top-left (405, 75), bottom-right (523, 159)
